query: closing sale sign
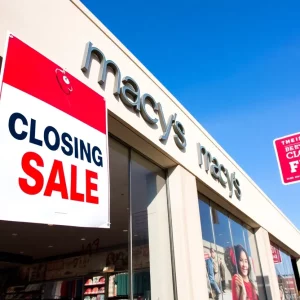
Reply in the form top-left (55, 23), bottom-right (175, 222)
top-left (274, 132), bottom-right (300, 185)
top-left (0, 34), bottom-right (109, 228)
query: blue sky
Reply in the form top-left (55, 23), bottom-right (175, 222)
top-left (82, 0), bottom-right (300, 229)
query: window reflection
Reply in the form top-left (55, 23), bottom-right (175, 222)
top-left (199, 199), bottom-right (222, 300)
top-left (199, 199), bottom-right (214, 244)
top-left (244, 228), bottom-right (266, 297)
top-left (283, 253), bottom-right (298, 299)
top-left (273, 243), bottom-right (298, 300)
top-left (199, 195), bottom-right (266, 300)
top-left (131, 151), bottom-right (174, 300)
top-left (211, 203), bottom-right (234, 298)
top-left (229, 219), bottom-right (259, 300)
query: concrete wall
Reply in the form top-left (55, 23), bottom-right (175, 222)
top-left (167, 165), bottom-right (208, 299)
top-left (255, 228), bottom-right (281, 299)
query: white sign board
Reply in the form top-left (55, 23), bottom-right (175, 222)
top-left (0, 33), bottom-right (109, 228)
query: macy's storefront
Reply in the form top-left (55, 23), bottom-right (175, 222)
top-left (0, 1), bottom-right (300, 300)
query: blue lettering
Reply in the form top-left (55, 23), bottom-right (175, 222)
top-left (8, 112), bottom-right (28, 140)
top-left (29, 119), bottom-right (43, 146)
top-left (8, 112), bottom-right (103, 168)
top-left (80, 140), bottom-right (91, 163)
top-left (44, 126), bottom-right (60, 151)
top-left (61, 132), bottom-right (73, 156)
top-left (92, 146), bottom-right (103, 167)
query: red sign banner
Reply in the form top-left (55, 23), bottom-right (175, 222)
top-left (271, 245), bottom-right (282, 264)
top-left (273, 132), bottom-right (300, 185)
top-left (0, 33), bottom-right (109, 228)
top-left (204, 252), bottom-right (210, 260)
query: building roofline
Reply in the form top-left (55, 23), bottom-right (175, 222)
top-left (70, 0), bottom-right (300, 235)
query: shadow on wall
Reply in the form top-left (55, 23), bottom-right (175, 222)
top-left (292, 258), bottom-right (300, 292)
top-left (0, 56), bottom-right (2, 73)
top-left (261, 275), bottom-right (272, 300)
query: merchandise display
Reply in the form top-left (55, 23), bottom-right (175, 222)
top-left (83, 275), bottom-right (105, 300)
top-left (5, 284), bottom-right (42, 300)
top-left (2, 267), bottom-right (151, 300)
top-left (107, 272), bottom-right (150, 299)
top-left (4, 280), bottom-right (83, 300)
top-left (43, 279), bottom-right (83, 299)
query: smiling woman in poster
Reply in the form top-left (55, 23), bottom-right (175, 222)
top-left (226, 245), bottom-right (258, 300)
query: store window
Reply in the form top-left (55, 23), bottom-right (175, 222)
top-left (229, 217), bottom-right (263, 299)
top-left (0, 137), bottom-right (174, 300)
top-left (210, 202), bottom-right (234, 299)
top-left (199, 198), bottom-right (219, 299)
top-left (131, 151), bottom-right (173, 299)
top-left (199, 194), bottom-right (266, 300)
top-left (271, 243), bottom-right (299, 299)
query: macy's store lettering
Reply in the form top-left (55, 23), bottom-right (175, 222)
top-left (81, 42), bottom-right (186, 150)
top-left (197, 143), bottom-right (241, 200)
top-left (81, 41), bottom-right (242, 200)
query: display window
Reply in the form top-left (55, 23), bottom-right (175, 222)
top-left (0, 137), bottom-right (174, 300)
top-left (199, 195), bottom-right (266, 300)
top-left (271, 243), bottom-right (299, 299)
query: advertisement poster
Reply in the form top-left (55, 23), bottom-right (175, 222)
top-left (274, 132), bottom-right (300, 185)
top-left (271, 244), bottom-right (282, 264)
top-left (0, 33), bottom-right (109, 228)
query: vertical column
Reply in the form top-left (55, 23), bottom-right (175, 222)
top-left (167, 165), bottom-right (208, 300)
top-left (147, 173), bottom-right (174, 300)
top-left (295, 259), bottom-right (300, 291)
top-left (254, 227), bottom-right (280, 299)
top-left (130, 151), bottom-right (175, 300)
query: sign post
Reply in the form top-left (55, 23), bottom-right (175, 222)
top-left (273, 132), bottom-right (300, 185)
top-left (0, 33), bottom-right (109, 228)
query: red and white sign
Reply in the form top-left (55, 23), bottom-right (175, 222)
top-left (282, 276), bottom-right (298, 294)
top-left (204, 252), bottom-right (210, 260)
top-left (0, 33), bottom-right (109, 228)
top-left (271, 245), bottom-right (282, 264)
top-left (273, 132), bottom-right (300, 185)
